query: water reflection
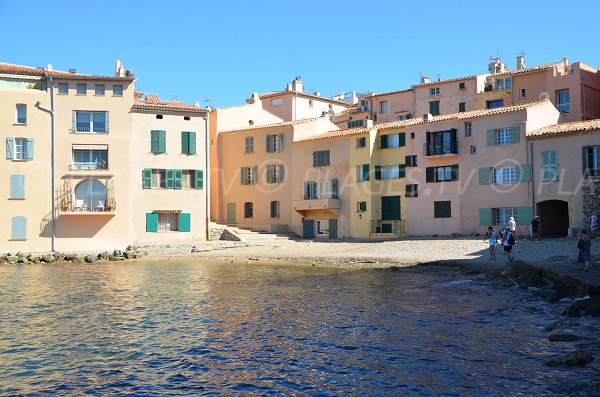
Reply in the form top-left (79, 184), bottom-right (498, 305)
top-left (0, 262), bottom-right (598, 396)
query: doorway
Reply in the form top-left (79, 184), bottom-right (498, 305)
top-left (226, 203), bottom-right (236, 223)
top-left (537, 200), bottom-right (569, 237)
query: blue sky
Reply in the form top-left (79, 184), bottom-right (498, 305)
top-left (1, 0), bottom-right (599, 108)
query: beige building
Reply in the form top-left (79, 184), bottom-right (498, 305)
top-left (527, 120), bottom-right (600, 236)
top-left (131, 94), bottom-right (209, 243)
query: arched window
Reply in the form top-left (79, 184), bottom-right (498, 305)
top-left (75, 179), bottom-right (107, 211)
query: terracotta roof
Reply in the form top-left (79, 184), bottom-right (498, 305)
top-left (0, 62), bottom-right (134, 81)
top-left (134, 91), bottom-right (144, 99)
top-left (133, 95), bottom-right (206, 113)
top-left (411, 75), bottom-right (478, 88)
top-left (371, 88), bottom-right (413, 98)
top-left (527, 119), bottom-right (600, 138)
top-left (220, 116), bottom-right (326, 133)
top-left (294, 127), bottom-right (365, 143)
top-left (491, 62), bottom-right (559, 77)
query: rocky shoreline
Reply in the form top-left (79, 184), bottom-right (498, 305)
top-left (0, 249), bottom-right (139, 265)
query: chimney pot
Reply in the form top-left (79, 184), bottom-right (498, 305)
top-left (47, 64), bottom-right (53, 71)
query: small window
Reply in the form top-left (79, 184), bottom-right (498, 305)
top-left (10, 138), bottom-right (32, 161)
top-left (493, 166), bottom-right (517, 184)
top-left (113, 85), bottom-right (123, 96)
top-left (181, 131), bottom-right (197, 155)
top-left (556, 89), bottom-right (570, 113)
top-left (434, 201), bottom-right (452, 218)
top-left (429, 101), bottom-right (440, 115)
top-left (266, 164), bottom-right (284, 183)
top-left (380, 101), bottom-right (389, 114)
top-left (16, 104), bottom-right (26, 124)
top-left (270, 201), bottom-right (280, 218)
top-left (496, 128), bottom-right (512, 145)
top-left (182, 170), bottom-right (197, 189)
top-left (459, 102), bottom-right (466, 112)
top-left (308, 100), bottom-right (313, 108)
top-left (459, 82), bottom-right (466, 89)
top-left (158, 212), bottom-right (179, 231)
top-left (152, 169), bottom-right (167, 188)
top-left (465, 122), bottom-right (472, 137)
top-left (519, 88), bottom-right (526, 99)
top-left (266, 134), bottom-right (283, 153)
top-left (405, 184), bottom-right (419, 197)
top-left (184, 116), bottom-right (190, 121)
top-left (244, 202), bottom-right (254, 218)
top-left (313, 150), bottom-right (330, 167)
top-left (76, 83), bottom-right (87, 95)
top-left (241, 167), bottom-right (257, 185)
top-left (245, 136), bottom-right (254, 153)
top-left (430, 87), bottom-right (440, 95)
top-left (328, 104), bottom-right (333, 110)
top-left (357, 201), bottom-right (367, 212)
top-left (95, 84), bottom-right (105, 96)
top-left (156, 115), bottom-right (163, 119)
top-left (470, 145), bottom-right (477, 154)
top-left (410, 132), bottom-right (415, 139)
top-left (426, 165), bottom-right (459, 182)
top-left (356, 137), bottom-right (367, 148)
top-left (58, 83), bottom-right (68, 94)
top-left (486, 99), bottom-right (504, 109)
top-left (271, 98), bottom-right (282, 107)
top-left (348, 120), bottom-right (364, 128)
top-left (405, 155), bottom-right (418, 167)
top-left (357, 164), bottom-right (370, 182)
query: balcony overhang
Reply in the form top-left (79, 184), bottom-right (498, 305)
top-left (61, 210), bottom-right (115, 217)
top-left (293, 198), bottom-right (340, 211)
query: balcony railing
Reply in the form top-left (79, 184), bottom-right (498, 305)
top-left (69, 127), bottom-right (109, 134)
top-left (369, 220), bottom-right (406, 235)
top-left (69, 161), bottom-right (109, 171)
top-left (424, 141), bottom-right (458, 156)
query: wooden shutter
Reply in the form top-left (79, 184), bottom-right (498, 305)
top-left (143, 168), bottom-right (152, 189)
top-left (303, 219), bottom-right (315, 239)
top-left (380, 135), bottom-right (388, 149)
top-left (479, 208), bottom-right (492, 226)
top-left (375, 166), bottom-right (382, 180)
top-left (329, 219), bottom-right (338, 239)
top-left (510, 126), bottom-right (521, 144)
top-left (486, 129), bottom-right (496, 146)
top-left (267, 165), bottom-right (274, 183)
top-left (398, 133), bottom-right (406, 147)
top-left (304, 182), bottom-right (310, 199)
top-left (181, 132), bottom-right (189, 154)
top-left (516, 207), bottom-right (532, 224)
top-left (426, 167), bottom-right (434, 183)
top-left (146, 213), bottom-right (158, 232)
top-left (398, 164), bottom-right (406, 178)
top-left (166, 169), bottom-right (175, 189)
top-left (10, 175), bottom-right (24, 199)
top-left (266, 135), bottom-right (273, 152)
top-left (332, 179), bottom-right (338, 199)
top-left (195, 170), bottom-right (204, 189)
top-left (479, 167), bottom-right (491, 185)
top-left (174, 169), bottom-right (182, 189)
top-left (451, 164), bottom-right (459, 181)
top-left (188, 132), bottom-right (197, 154)
top-left (6, 137), bottom-right (14, 160)
top-left (179, 213), bottom-right (191, 232)
top-left (11, 216), bottom-right (26, 240)
top-left (518, 164), bottom-right (531, 182)
top-left (26, 139), bottom-right (34, 160)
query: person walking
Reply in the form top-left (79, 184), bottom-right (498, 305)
top-left (501, 226), bottom-right (515, 262)
top-left (531, 216), bottom-right (540, 241)
top-left (484, 226), bottom-right (498, 260)
top-left (577, 229), bottom-right (592, 272)
top-left (508, 216), bottom-right (517, 233)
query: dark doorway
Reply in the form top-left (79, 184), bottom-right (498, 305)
top-left (537, 200), bottom-right (569, 237)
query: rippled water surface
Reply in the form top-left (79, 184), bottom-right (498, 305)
top-left (1, 261), bottom-right (599, 396)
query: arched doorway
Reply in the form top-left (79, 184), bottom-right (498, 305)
top-left (75, 179), bottom-right (107, 211)
top-left (537, 200), bottom-right (569, 237)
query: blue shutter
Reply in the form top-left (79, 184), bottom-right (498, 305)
top-left (329, 219), bottom-right (338, 239)
top-left (486, 129), bottom-right (496, 146)
top-left (518, 164), bottom-right (531, 182)
top-left (516, 207), bottom-right (531, 224)
top-left (11, 216), bottom-right (26, 240)
top-left (6, 138), bottom-right (14, 160)
top-left (266, 135), bottom-right (273, 152)
top-left (195, 170), bottom-right (204, 189)
top-left (479, 167), bottom-right (491, 185)
top-left (303, 219), bottom-right (315, 239)
top-left (146, 213), bottom-right (158, 232)
top-left (10, 175), bottom-right (25, 199)
top-left (26, 139), bottom-right (34, 160)
top-left (179, 213), bottom-right (191, 232)
top-left (332, 179), bottom-right (338, 199)
top-left (510, 126), bottom-right (521, 144)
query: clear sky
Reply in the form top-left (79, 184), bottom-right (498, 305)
top-left (1, 0), bottom-right (599, 108)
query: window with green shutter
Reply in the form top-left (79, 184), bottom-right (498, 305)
top-left (429, 101), bottom-right (440, 115)
top-left (143, 168), bottom-right (152, 189)
top-left (10, 175), bottom-right (24, 199)
top-left (479, 167), bottom-right (491, 185)
top-left (357, 201), bottom-right (367, 212)
top-left (179, 213), bottom-right (191, 232)
top-left (174, 169), bottom-right (182, 189)
top-left (541, 150), bottom-right (558, 181)
top-left (479, 208), bottom-right (493, 226)
top-left (181, 131), bottom-right (197, 155)
top-left (166, 169), bottom-right (175, 189)
top-left (150, 130), bottom-right (166, 154)
top-left (146, 213), bottom-right (158, 232)
top-left (486, 129), bottom-right (496, 146)
top-left (11, 216), bottom-right (26, 240)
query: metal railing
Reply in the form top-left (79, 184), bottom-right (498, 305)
top-left (424, 141), bottom-right (458, 156)
top-left (69, 161), bottom-right (109, 171)
top-left (370, 220), bottom-right (406, 235)
top-left (69, 127), bottom-right (109, 134)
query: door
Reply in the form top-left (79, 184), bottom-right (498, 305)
top-left (537, 200), bottom-right (569, 237)
top-left (226, 202), bottom-right (236, 223)
top-left (381, 196), bottom-right (401, 220)
top-left (329, 219), bottom-right (338, 239)
top-left (303, 219), bottom-right (315, 239)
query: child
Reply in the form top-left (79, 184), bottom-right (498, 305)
top-left (484, 226), bottom-right (498, 260)
top-left (577, 229), bottom-right (592, 272)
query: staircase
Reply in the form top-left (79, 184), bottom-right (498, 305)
top-left (210, 222), bottom-right (295, 244)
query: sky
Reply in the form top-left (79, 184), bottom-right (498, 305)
top-left (1, 0), bottom-right (600, 108)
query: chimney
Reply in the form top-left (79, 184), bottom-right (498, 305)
top-left (423, 113), bottom-right (433, 122)
top-left (421, 75), bottom-right (430, 84)
top-left (365, 119), bottom-right (374, 128)
top-left (194, 101), bottom-right (200, 108)
top-left (563, 57), bottom-right (569, 70)
top-left (47, 64), bottom-right (53, 71)
top-left (246, 92), bottom-right (261, 104)
top-left (516, 55), bottom-right (525, 71)
top-left (115, 59), bottom-right (122, 77)
top-left (488, 57), bottom-right (507, 74)
top-left (313, 91), bottom-right (320, 96)
top-left (292, 78), bottom-right (304, 93)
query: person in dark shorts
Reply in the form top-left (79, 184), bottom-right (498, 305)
top-left (577, 229), bottom-right (592, 272)
top-left (501, 227), bottom-right (515, 262)
top-left (531, 216), bottom-right (540, 240)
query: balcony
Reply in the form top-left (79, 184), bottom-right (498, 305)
top-left (69, 127), bottom-right (109, 134)
top-left (369, 220), bottom-right (406, 238)
top-left (69, 161), bottom-right (109, 171)
top-left (424, 141), bottom-right (458, 156)
top-left (293, 198), bottom-right (340, 211)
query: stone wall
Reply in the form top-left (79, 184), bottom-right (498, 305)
top-left (581, 179), bottom-right (600, 236)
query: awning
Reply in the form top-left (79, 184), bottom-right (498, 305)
top-left (72, 144), bottom-right (108, 150)
top-left (152, 210), bottom-right (182, 214)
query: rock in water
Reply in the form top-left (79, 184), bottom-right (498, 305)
top-left (548, 333), bottom-right (581, 342)
top-left (567, 296), bottom-right (600, 317)
top-left (545, 350), bottom-right (593, 366)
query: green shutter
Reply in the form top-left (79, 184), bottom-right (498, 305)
top-left (398, 133), bottom-right (406, 147)
top-left (146, 213), bottom-right (158, 232)
top-left (11, 216), bottom-right (26, 240)
top-left (166, 169), bottom-right (175, 189)
top-left (479, 167), bottom-right (491, 185)
top-left (363, 164), bottom-right (370, 181)
top-left (510, 126), bottom-right (521, 143)
top-left (189, 132), bottom-right (196, 154)
top-left (174, 169), bottom-right (182, 189)
top-left (459, 102), bottom-right (466, 112)
top-left (72, 110), bottom-right (76, 131)
top-left (181, 132), bottom-right (189, 154)
top-left (516, 207), bottom-right (532, 224)
top-left (380, 135), bottom-right (388, 149)
top-left (143, 168), bottom-right (152, 189)
top-left (26, 139), bottom-right (34, 160)
top-left (332, 179), bottom-right (338, 199)
top-left (159, 131), bottom-right (166, 153)
top-left (10, 175), bottom-right (24, 199)
top-left (518, 163), bottom-right (531, 182)
top-left (582, 146), bottom-right (588, 176)
top-left (179, 213), bottom-right (191, 232)
top-left (486, 129), bottom-right (496, 146)
top-left (151, 130), bottom-right (159, 153)
top-left (6, 137), bottom-right (14, 160)
top-left (196, 170), bottom-right (204, 189)
top-left (426, 167), bottom-right (434, 182)
top-left (479, 208), bottom-right (492, 226)
top-left (398, 164), bottom-right (406, 178)
top-left (375, 166), bottom-right (382, 180)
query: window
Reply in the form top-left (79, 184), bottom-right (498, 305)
top-left (487, 99), bottom-right (504, 109)
top-left (495, 78), bottom-right (511, 90)
top-left (459, 82), bottom-right (466, 89)
top-left (244, 202), bottom-right (254, 218)
top-left (519, 88), bottom-right (526, 99)
top-left (434, 201), bottom-right (452, 218)
top-left (308, 100), bottom-right (313, 108)
top-left (357, 201), bottom-right (367, 212)
top-left (304, 180), bottom-right (338, 200)
top-left (583, 145), bottom-right (600, 177)
top-left (16, 104), bottom-right (27, 124)
top-left (465, 122), bottom-right (472, 137)
top-left (380, 133), bottom-right (405, 149)
top-left (156, 115), bottom-right (163, 119)
top-left (181, 131), bottom-right (197, 154)
top-left (379, 165), bottom-right (406, 180)
top-left (493, 166), bottom-right (517, 184)
top-left (95, 84), bottom-right (105, 96)
top-left (348, 120), bottom-right (364, 128)
top-left (75, 179), bottom-right (107, 211)
top-left (494, 208), bottom-right (517, 226)
top-left (182, 170), bottom-right (197, 189)
top-left (405, 155), bottom-right (418, 167)
top-left (152, 169), bottom-right (166, 188)
top-left (113, 85), bottom-right (123, 96)
top-left (10, 175), bottom-right (25, 199)
top-left (459, 102), bottom-right (466, 112)
top-left (184, 116), bottom-right (190, 121)
top-left (11, 216), bottom-right (27, 240)
top-left (151, 130), bottom-right (166, 154)
top-left (72, 145), bottom-right (108, 170)
top-left (74, 111), bottom-right (108, 133)
top-left (6, 138), bottom-right (33, 161)
top-left (429, 101), bottom-right (440, 115)
top-left (160, 212), bottom-right (179, 231)
top-left (316, 220), bottom-right (329, 236)
top-left (380, 101), bottom-right (389, 114)
top-left (270, 201), bottom-right (280, 218)
top-left (271, 98), bottom-right (282, 107)
top-left (430, 87), bottom-right (440, 95)
top-left (356, 136), bottom-right (367, 148)
top-left (245, 136), bottom-right (254, 153)
top-left (470, 145), bottom-right (477, 154)
top-left (76, 83), bottom-right (87, 95)
top-left (426, 165), bottom-right (459, 182)
top-left (58, 83), bottom-right (68, 94)
top-left (266, 164), bottom-right (284, 183)
top-left (357, 164), bottom-right (370, 182)
top-left (313, 150), bottom-right (330, 166)
top-left (146, 212), bottom-right (190, 232)
top-left (541, 150), bottom-right (558, 181)
top-left (266, 134), bottom-right (283, 153)
top-left (496, 128), bottom-right (512, 145)
top-left (405, 184), bottom-right (419, 197)
top-left (426, 129), bottom-right (457, 155)
top-left (241, 166), bottom-right (257, 185)
top-left (556, 89), bottom-right (570, 113)
top-left (397, 113), bottom-right (411, 121)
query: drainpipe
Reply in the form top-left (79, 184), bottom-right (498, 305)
top-left (204, 113), bottom-right (210, 240)
top-left (36, 74), bottom-right (55, 252)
